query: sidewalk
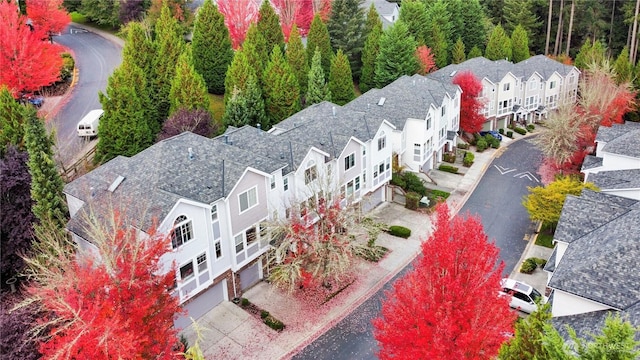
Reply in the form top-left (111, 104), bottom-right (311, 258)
top-left (180, 130), bottom-right (547, 359)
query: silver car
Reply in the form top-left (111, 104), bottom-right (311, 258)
top-left (500, 278), bottom-right (546, 314)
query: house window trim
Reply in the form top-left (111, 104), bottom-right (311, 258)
top-left (171, 215), bottom-right (194, 249)
top-left (344, 153), bottom-right (355, 171)
top-left (239, 187), bottom-right (258, 214)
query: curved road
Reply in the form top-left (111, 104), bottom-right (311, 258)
top-left (293, 138), bottom-right (543, 359)
top-left (52, 25), bottom-right (122, 164)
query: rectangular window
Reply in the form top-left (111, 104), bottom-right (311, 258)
top-left (344, 153), bottom-right (355, 171)
top-left (283, 177), bottom-right (289, 191)
top-left (426, 116), bottom-right (432, 130)
top-left (363, 170), bottom-right (366, 184)
top-left (373, 165), bottom-right (378, 178)
top-left (285, 208), bottom-right (291, 219)
top-left (441, 106), bottom-right (446, 116)
top-left (270, 175), bottom-right (276, 190)
top-left (210, 205), bottom-right (218, 221)
top-left (214, 241), bottom-right (222, 259)
top-left (235, 234), bottom-right (244, 253)
top-left (378, 136), bottom-right (386, 150)
top-left (355, 176), bottom-right (360, 191)
top-left (379, 163), bottom-right (385, 174)
top-left (550, 81), bottom-right (556, 89)
top-left (413, 143), bottom-right (421, 162)
top-left (239, 187), bottom-right (258, 212)
top-left (180, 262), bottom-right (194, 280)
top-left (503, 83), bottom-right (510, 91)
top-left (305, 166), bottom-right (317, 184)
top-left (246, 227), bottom-right (256, 245)
top-left (528, 80), bottom-right (536, 90)
top-left (386, 159), bottom-right (390, 170)
top-left (346, 180), bottom-right (354, 196)
top-left (362, 147), bottom-right (366, 156)
top-left (197, 253), bottom-right (207, 273)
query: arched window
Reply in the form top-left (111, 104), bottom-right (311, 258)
top-left (377, 131), bottom-right (386, 150)
top-left (171, 215), bottom-right (193, 249)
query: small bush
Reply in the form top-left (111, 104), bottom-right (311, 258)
top-left (483, 134), bottom-right (500, 149)
top-left (519, 257), bottom-right (548, 274)
top-left (264, 316), bottom-right (285, 331)
top-left (463, 151), bottom-right (475, 167)
top-left (429, 189), bottom-right (450, 200)
top-left (456, 143), bottom-right (470, 149)
top-left (443, 152), bottom-right (456, 163)
top-left (403, 172), bottom-right (427, 196)
top-left (354, 245), bottom-right (388, 262)
top-left (438, 164), bottom-right (459, 173)
top-left (390, 173), bottom-right (406, 188)
top-left (498, 128), bottom-right (504, 135)
top-left (388, 225), bottom-right (411, 238)
top-left (241, 298), bottom-right (249, 307)
top-left (526, 124), bottom-right (535, 132)
top-left (261, 310), bottom-right (269, 319)
top-left (506, 130), bottom-right (514, 138)
top-left (514, 127), bottom-right (527, 135)
top-left (405, 191), bottom-right (421, 210)
top-left (476, 137), bottom-right (488, 152)
top-left (60, 53), bottom-right (75, 82)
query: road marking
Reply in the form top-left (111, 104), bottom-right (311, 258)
top-left (514, 171), bottom-right (540, 183)
top-left (493, 165), bottom-right (516, 175)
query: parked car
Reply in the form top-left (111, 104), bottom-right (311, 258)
top-left (499, 278), bottom-right (547, 314)
top-left (19, 93), bottom-right (44, 108)
top-left (479, 130), bottom-right (502, 141)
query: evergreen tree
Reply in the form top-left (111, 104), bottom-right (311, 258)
top-left (426, 24), bottom-right (449, 68)
top-left (485, 24), bottom-right (512, 61)
top-left (399, 0), bottom-right (428, 45)
top-left (257, 0), bottom-right (284, 54)
top-left (169, 48), bottom-right (210, 116)
top-left (223, 75), bottom-right (267, 129)
top-left (306, 14), bottom-right (333, 81)
top-left (328, 49), bottom-right (355, 106)
top-left (153, 3), bottom-right (185, 122)
top-left (97, 62), bottom-right (155, 163)
top-left (502, 0), bottom-right (541, 38)
top-left (574, 39), bottom-right (607, 69)
top-left (451, 37), bottom-right (466, 64)
top-left (364, 3), bottom-right (382, 37)
top-left (243, 23), bottom-right (269, 84)
top-left (327, 0), bottom-right (365, 79)
top-left (306, 48), bottom-right (331, 106)
top-left (360, 23), bottom-right (382, 93)
top-left (263, 46), bottom-right (301, 128)
top-left (191, 0), bottom-right (234, 94)
top-left (0, 86), bottom-right (28, 155)
top-left (286, 25), bottom-right (309, 97)
top-left (460, 0), bottom-right (487, 53)
top-left (511, 24), bottom-right (530, 63)
top-left (375, 22), bottom-right (418, 88)
top-left (468, 45), bottom-right (483, 59)
top-left (424, 1), bottom-right (451, 68)
top-left (498, 304), bottom-right (552, 359)
top-left (23, 107), bottom-right (67, 231)
top-left (223, 49), bottom-right (255, 105)
top-left (614, 47), bottom-right (633, 84)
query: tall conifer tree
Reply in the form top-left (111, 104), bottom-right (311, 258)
top-left (306, 14), bottom-right (333, 81)
top-left (451, 37), bottom-right (466, 64)
top-left (191, 0), bottom-right (234, 94)
top-left (306, 48), bottom-right (331, 106)
top-left (364, 3), bottom-right (382, 38)
top-left (328, 49), bottom-right (355, 105)
top-left (0, 86), bottom-right (28, 155)
top-left (224, 49), bottom-right (255, 105)
top-left (485, 24), bottom-right (512, 61)
top-left (223, 75), bottom-right (267, 129)
top-left (286, 25), bottom-right (309, 97)
top-left (398, 0), bottom-right (428, 45)
top-left (511, 25), bottom-right (530, 63)
top-left (263, 46), bottom-right (301, 128)
top-left (122, 22), bottom-right (158, 126)
top-left (169, 48), bottom-right (210, 116)
top-left (327, 0), bottom-right (365, 79)
top-left (374, 22), bottom-right (418, 88)
top-left (257, 0), bottom-right (284, 54)
top-left (360, 23), bottom-right (382, 93)
top-left (243, 23), bottom-right (269, 84)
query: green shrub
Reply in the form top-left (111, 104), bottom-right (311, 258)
top-left (390, 173), bottom-right (406, 188)
top-left (443, 152), bottom-right (456, 163)
top-left (403, 172), bottom-right (427, 196)
top-left (476, 137), bottom-right (488, 152)
top-left (506, 130), bottom-right (513, 138)
top-left (483, 134), bottom-right (500, 149)
top-left (264, 316), bottom-right (285, 331)
top-left (526, 124), bottom-right (535, 132)
top-left (60, 53), bottom-right (75, 82)
top-left (514, 127), bottom-right (527, 135)
top-left (241, 298), bottom-right (249, 306)
top-left (456, 143), bottom-right (470, 149)
top-left (261, 310), bottom-right (269, 319)
top-left (463, 151), bottom-right (475, 167)
top-left (498, 128), bottom-right (504, 134)
top-left (519, 257), bottom-right (548, 274)
top-left (429, 189), bottom-right (450, 200)
top-left (405, 192), bottom-right (420, 210)
top-left (354, 245), bottom-right (388, 262)
top-left (388, 225), bottom-right (411, 238)
top-left (438, 164), bottom-right (459, 173)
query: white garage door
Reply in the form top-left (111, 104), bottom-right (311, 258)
top-left (174, 279), bottom-right (227, 330)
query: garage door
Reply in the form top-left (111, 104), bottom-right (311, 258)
top-left (174, 279), bottom-right (227, 330)
top-left (362, 186), bottom-right (384, 213)
top-left (240, 261), bottom-right (261, 291)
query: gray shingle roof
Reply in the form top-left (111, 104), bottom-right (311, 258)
top-left (600, 125), bottom-right (640, 159)
top-left (552, 303), bottom-right (640, 343)
top-left (544, 247), bottom-right (557, 272)
top-left (579, 189), bottom-right (639, 208)
top-left (511, 55), bottom-right (576, 80)
top-left (588, 169), bottom-right (640, 191)
top-left (429, 56), bottom-right (516, 84)
top-left (64, 132), bottom-right (287, 235)
top-left (595, 121), bottom-right (640, 143)
top-left (581, 155), bottom-right (603, 171)
top-left (548, 196), bottom-right (640, 309)
top-left (344, 74), bottom-right (459, 130)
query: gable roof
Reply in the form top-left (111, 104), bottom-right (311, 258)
top-left (581, 154), bottom-right (603, 171)
top-left (511, 55), bottom-right (577, 80)
top-left (552, 302), bottom-right (640, 343)
top-left (596, 122), bottom-right (640, 159)
top-left (344, 74), bottom-right (459, 130)
top-left (548, 190), bottom-right (640, 310)
top-left (429, 56), bottom-right (516, 84)
top-left (588, 169), bottom-right (640, 191)
top-left (64, 132), bottom-right (286, 237)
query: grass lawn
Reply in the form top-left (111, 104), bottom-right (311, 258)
top-left (208, 94), bottom-right (225, 132)
top-left (69, 12), bottom-right (120, 35)
top-left (535, 224), bottom-right (555, 248)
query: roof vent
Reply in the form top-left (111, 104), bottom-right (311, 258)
top-left (224, 134), bottom-right (229, 144)
top-left (108, 175), bottom-right (125, 193)
top-left (377, 97), bottom-right (386, 106)
top-left (413, 79), bottom-right (416, 86)
top-left (332, 106), bottom-right (336, 116)
top-left (449, 71), bottom-right (457, 77)
top-left (188, 147), bottom-right (194, 160)
top-left (257, 123), bottom-right (261, 132)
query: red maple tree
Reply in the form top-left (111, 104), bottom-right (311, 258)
top-left (27, 212), bottom-right (183, 360)
top-left (415, 45), bottom-right (437, 75)
top-left (26, 0), bottom-right (70, 38)
top-left (218, 0), bottom-right (260, 49)
top-left (0, 1), bottom-right (64, 95)
top-left (273, 0), bottom-right (299, 41)
top-left (292, 0), bottom-right (331, 36)
top-left (373, 203), bottom-right (517, 360)
top-left (453, 71), bottom-right (486, 133)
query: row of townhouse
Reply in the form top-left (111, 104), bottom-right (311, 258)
top-left (429, 55), bottom-right (580, 131)
top-left (63, 55), bottom-right (574, 329)
top-left (543, 122), bottom-right (640, 341)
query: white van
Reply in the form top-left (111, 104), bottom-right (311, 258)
top-left (77, 109), bottom-right (104, 137)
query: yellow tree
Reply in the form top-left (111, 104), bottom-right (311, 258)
top-left (522, 176), bottom-right (598, 228)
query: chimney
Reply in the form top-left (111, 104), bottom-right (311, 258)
top-left (188, 147), bottom-right (194, 160)
top-left (224, 134), bottom-right (229, 144)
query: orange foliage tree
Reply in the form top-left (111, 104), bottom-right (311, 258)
top-left (218, 0), bottom-right (260, 49)
top-left (415, 45), bottom-right (437, 75)
top-left (25, 212), bottom-right (183, 360)
top-left (0, 1), bottom-right (65, 95)
top-left (25, 0), bottom-right (70, 38)
top-left (453, 71), bottom-right (486, 133)
top-left (373, 203), bottom-right (517, 359)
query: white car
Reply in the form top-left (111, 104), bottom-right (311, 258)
top-left (500, 278), bottom-right (547, 314)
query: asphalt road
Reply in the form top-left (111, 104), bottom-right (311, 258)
top-left (52, 25), bottom-right (122, 164)
top-left (293, 138), bottom-right (543, 360)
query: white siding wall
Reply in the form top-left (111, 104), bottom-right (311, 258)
top-left (65, 194), bottom-right (85, 218)
top-left (551, 290), bottom-right (612, 317)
